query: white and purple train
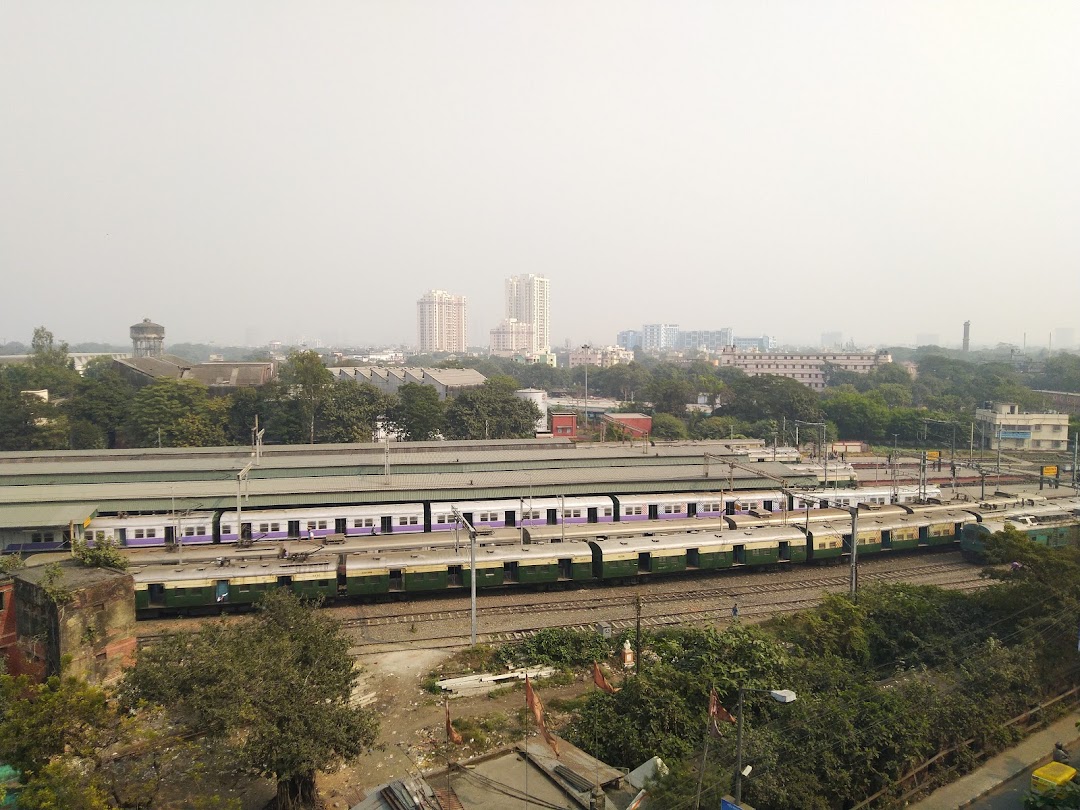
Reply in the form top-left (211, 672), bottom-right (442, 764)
top-left (27, 485), bottom-right (942, 554)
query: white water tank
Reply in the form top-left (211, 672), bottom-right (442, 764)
top-left (514, 388), bottom-right (549, 433)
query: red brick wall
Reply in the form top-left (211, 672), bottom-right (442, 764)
top-left (550, 413), bottom-right (577, 438)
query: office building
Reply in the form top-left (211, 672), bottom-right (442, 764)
top-left (641, 324), bottom-right (679, 353)
top-left (676, 329), bottom-right (732, 353)
top-left (416, 290), bottom-right (468, 354)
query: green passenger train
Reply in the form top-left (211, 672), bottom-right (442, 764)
top-left (131, 498), bottom-right (1080, 617)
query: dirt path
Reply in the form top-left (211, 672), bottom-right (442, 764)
top-left (319, 650), bottom-right (599, 809)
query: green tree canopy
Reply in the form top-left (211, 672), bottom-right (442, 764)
top-left (443, 376), bottom-right (540, 440)
top-left (387, 382), bottom-right (446, 441)
top-left (123, 590), bottom-right (379, 810)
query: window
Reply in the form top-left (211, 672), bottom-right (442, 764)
top-left (259, 523), bottom-right (270, 533)
top-left (222, 525), bottom-right (231, 534)
top-left (134, 530), bottom-right (145, 539)
top-left (239, 585), bottom-right (250, 593)
top-left (307, 521), bottom-right (316, 530)
top-left (197, 525), bottom-right (206, 535)
top-left (354, 518), bottom-right (374, 528)
top-left (317, 520), bottom-right (327, 530)
top-left (603, 507), bottom-right (613, 517)
top-left (184, 527), bottom-right (195, 536)
top-left (147, 529), bottom-right (157, 538)
top-left (0, 592), bottom-right (4, 611)
top-left (270, 523), bottom-right (280, 532)
top-left (624, 506), bottom-right (643, 516)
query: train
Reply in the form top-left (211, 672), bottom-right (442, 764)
top-left (130, 494), bottom-right (1080, 617)
top-left (50, 485), bottom-right (942, 554)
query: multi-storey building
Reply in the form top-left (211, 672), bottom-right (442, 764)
top-left (568, 345), bottom-right (635, 369)
top-left (504, 274), bottom-right (550, 354)
top-left (676, 329), bottom-right (732, 353)
top-left (489, 318), bottom-right (535, 358)
top-left (732, 335), bottom-right (776, 352)
top-left (974, 402), bottom-right (1070, 451)
top-left (715, 348), bottom-right (893, 391)
top-left (416, 290), bottom-right (468, 354)
top-left (616, 330), bottom-right (641, 351)
top-left (641, 324), bottom-right (680, 353)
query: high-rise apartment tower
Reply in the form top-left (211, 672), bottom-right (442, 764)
top-left (417, 290), bottom-right (468, 354)
top-left (504, 274), bottom-right (550, 354)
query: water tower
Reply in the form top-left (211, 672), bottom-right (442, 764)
top-left (130, 318), bottom-right (165, 358)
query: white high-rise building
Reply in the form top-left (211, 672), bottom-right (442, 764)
top-left (416, 290), bottom-right (468, 354)
top-left (504, 274), bottom-right (550, 354)
top-left (489, 318), bottom-right (535, 357)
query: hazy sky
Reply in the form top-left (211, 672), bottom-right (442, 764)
top-left (3, 2), bottom-right (1078, 350)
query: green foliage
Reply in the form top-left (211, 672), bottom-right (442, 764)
top-left (124, 589), bottom-right (379, 810)
top-left (650, 412), bottom-right (688, 439)
top-left (39, 565), bottom-right (72, 606)
top-left (495, 628), bottom-right (614, 669)
top-left (1025, 779), bottom-right (1080, 809)
top-left (128, 378), bottom-right (225, 447)
top-left (443, 376), bottom-right (541, 440)
top-left (387, 382), bottom-right (445, 441)
top-left (278, 350), bottom-right (334, 444)
top-left (71, 535), bottom-right (128, 571)
top-left (0, 555), bottom-right (25, 575)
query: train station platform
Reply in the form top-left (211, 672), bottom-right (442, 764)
top-left (907, 711), bottom-right (1080, 809)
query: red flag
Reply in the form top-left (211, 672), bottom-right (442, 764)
top-left (446, 701), bottom-right (464, 745)
top-left (525, 674), bottom-right (559, 757)
top-left (593, 662), bottom-right (619, 694)
top-left (708, 688), bottom-right (736, 736)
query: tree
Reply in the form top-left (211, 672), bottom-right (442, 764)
top-left (278, 351), bottom-right (334, 444)
top-left (128, 378), bottom-right (220, 447)
top-left (64, 370), bottom-right (134, 448)
top-left (443, 377), bottom-right (540, 440)
top-left (645, 366), bottom-right (695, 417)
top-left (387, 383), bottom-right (445, 441)
top-left (315, 382), bottom-right (386, 443)
top-left (651, 413), bottom-right (688, 440)
top-left (124, 590), bottom-right (379, 810)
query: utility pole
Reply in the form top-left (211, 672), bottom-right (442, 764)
top-left (237, 462), bottom-right (252, 545)
top-left (849, 506), bottom-right (858, 597)
top-left (451, 507), bottom-right (479, 646)
top-left (581, 344), bottom-right (591, 435)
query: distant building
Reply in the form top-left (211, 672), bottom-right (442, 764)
top-left (416, 290), bottom-right (468, 354)
top-left (601, 412), bottom-right (652, 438)
top-left (821, 331), bottom-right (843, 349)
top-left (676, 329), bottom-right (732, 353)
top-left (641, 324), bottom-right (679, 353)
top-left (732, 335), bottom-right (775, 352)
top-left (489, 318), bottom-right (536, 357)
top-left (616, 330), bottom-right (641, 351)
top-left (715, 348), bottom-right (892, 391)
top-left (504, 274), bottom-right (551, 354)
top-left (114, 356), bottom-right (274, 393)
top-left (549, 412), bottom-right (578, 439)
top-left (332, 366), bottom-right (486, 400)
top-left (974, 402), bottom-right (1069, 451)
top-left (568, 345), bottom-right (634, 368)
top-left (514, 388), bottom-right (548, 434)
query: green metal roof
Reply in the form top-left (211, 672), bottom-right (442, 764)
top-left (0, 502), bottom-right (98, 529)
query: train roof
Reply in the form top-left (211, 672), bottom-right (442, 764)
top-left (589, 524), bottom-right (806, 554)
top-left (343, 541), bottom-right (594, 570)
top-left (524, 517), bottom-right (731, 543)
top-left (130, 557), bottom-right (337, 583)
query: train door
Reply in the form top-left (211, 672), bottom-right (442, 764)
top-left (148, 583), bottom-right (165, 608)
top-left (448, 566), bottom-right (463, 587)
top-left (687, 548), bottom-right (700, 568)
top-left (164, 526), bottom-right (175, 544)
top-left (558, 558), bottom-right (573, 579)
top-left (763, 499), bottom-right (775, 512)
top-left (463, 512), bottom-right (474, 527)
top-left (276, 575), bottom-right (292, 588)
top-left (335, 518), bottom-right (347, 535)
top-left (588, 507), bottom-right (598, 523)
top-left (725, 501), bottom-right (736, 516)
top-left (546, 508), bottom-right (558, 526)
top-left (648, 505), bottom-right (659, 520)
top-left (881, 530), bottom-right (892, 550)
top-left (638, 552), bottom-right (651, 572)
top-left (688, 502), bottom-right (698, 518)
top-left (779, 541), bottom-right (790, 561)
top-left (505, 510), bottom-right (517, 528)
top-left (389, 569), bottom-right (404, 591)
top-left (288, 520), bottom-right (300, 539)
top-left (240, 523), bottom-right (252, 543)
top-left (118, 528), bottom-right (127, 544)
top-left (733, 545), bottom-right (746, 565)
top-left (504, 562), bottom-right (519, 583)
top-left (337, 555), bottom-right (348, 593)
top-left (381, 516), bottom-right (393, 534)
top-left (215, 580), bottom-right (230, 603)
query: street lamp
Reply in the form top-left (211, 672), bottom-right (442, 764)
top-left (734, 687), bottom-right (797, 805)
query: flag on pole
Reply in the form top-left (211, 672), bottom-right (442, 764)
top-left (593, 662), bottom-right (619, 694)
top-left (446, 700), bottom-right (464, 745)
top-left (708, 688), bottom-right (736, 736)
top-left (525, 674), bottom-right (560, 756)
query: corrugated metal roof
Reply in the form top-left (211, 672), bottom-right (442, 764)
top-left (0, 502), bottom-right (98, 529)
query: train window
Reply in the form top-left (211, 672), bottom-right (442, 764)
top-left (603, 507), bottom-right (613, 517)
top-left (197, 525), bottom-right (206, 535)
top-left (270, 523), bottom-right (280, 532)
top-left (147, 529), bottom-right (156, 538)
top-left (239, 585), bottom-right (250, 593)
top-left (184, 527), bottom-right (195, 536)
top-left (221, 525), bottom-right (231, 534)
top-left (624, 506), bottom-right (644, 516)
top-left (134, 530), bottom-right (145, 539)
top-left (354, 518), bottom-right (375, 528)
top-left (317, 521), bottom-right (328, 530)
top-left (259, 523), bottom-right (270, 533)
top-left (31, 533), bottom-right (42, 543)
top-left (307, 521), bottom-right (316, 530)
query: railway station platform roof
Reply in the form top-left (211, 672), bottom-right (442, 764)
top-left (0, 439), bottom-right (773, 487)
top-left (0, 460), bottom-right (815, 516)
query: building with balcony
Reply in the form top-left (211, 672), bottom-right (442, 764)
top-left (974, 402), bottom-right (1070, 451)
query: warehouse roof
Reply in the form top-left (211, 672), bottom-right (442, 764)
top-left (0, 502), bottom-right (98, 529)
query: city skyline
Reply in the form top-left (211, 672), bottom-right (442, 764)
top-left (3, 4), bottom-right (1078, 349)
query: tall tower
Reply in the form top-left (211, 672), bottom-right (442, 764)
top-left (416, 291), bottom-right (468, 354)
top-left (130, 318), bottom-right (165, 358)
top-left (962, 320), bottom-right (971, 352)
top-left (504, 274), bottom-right (550, 354)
